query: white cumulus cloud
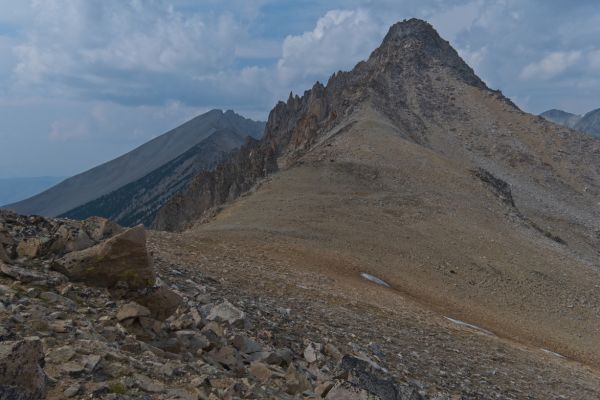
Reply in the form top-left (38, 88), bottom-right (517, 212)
top-left (519, 51), bottom-right (582, 80)
top-left (11, 0), bottom-right (245, 99)
top-left (276, 9), bottom-right (383, 84)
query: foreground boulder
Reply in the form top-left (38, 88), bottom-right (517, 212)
top-left (0, 337), bottom-right (46, 400)
top-left (53, 225), bottom-right (155, 289)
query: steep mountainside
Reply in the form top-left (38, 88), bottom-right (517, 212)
top-left (5, 110), bottom-right (264, 217)
top-left (60, 128), bottom-right (255, 227)
top-left (153, 18), bottom-right (600, 370)
top-left (541, 107), bottom-right (600, 138)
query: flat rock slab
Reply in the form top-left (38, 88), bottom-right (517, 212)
top-left (117, 302), bottom-right (151, 321)
top-left (0, 263), bottom-right (67, 286)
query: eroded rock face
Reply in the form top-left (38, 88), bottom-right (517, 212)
top-left (0, 337), bottom-right (46, 400)
top-left (153, 138), bottom-right (278, 231)
top-left (54, 225), bottom-right (155, 289)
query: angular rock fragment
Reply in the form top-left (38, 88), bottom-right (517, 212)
top-left (134, 373), bottom-right (165, 393)
top-left (208, 346), bottom-right (242, 369)
top-left (284, 363), bottom-right (311, 395)
top-left (175, 330), bottom-right (210, 353)
top-left (206, 300), bottom-right (246, 327)
top-left (340, 355), bottom-right (422, 400)
top-left (116, 302), bottom-right (151, 321)
top-left (0, 244), bottom-right (8, 262)
top-left (0, 337), bottom-right (46, 400)
top-left (232, 334), bottom-right (263, 354)
top-left (249, 362), bottom-right (272, 382)
top-left (134, 286), bottom-right (182, 321)
top-left (325, 381), bottom-right (379, 399)
top-left (304, 341), bottom-right (322, 363)
top-left (63, 383), bottom-right (81, 398)
top-left (45, 345), bottom-right (76, 363)
top-left (54, 225), bottom-right (155, 289)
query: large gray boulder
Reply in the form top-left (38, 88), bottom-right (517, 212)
top-left (0, 337), bottom-right (46, 400)
top-left (53, 225), bottom-right (155, 289)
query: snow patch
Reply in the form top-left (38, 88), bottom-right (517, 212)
top-left (541, 348), bottom-right (566, 359)
top-left (360, 272), bottom-right (390, 287)
top-left (444, 317), bottom-right (495, 336)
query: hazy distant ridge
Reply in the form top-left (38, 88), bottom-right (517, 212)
top-left (0, 177), bottom-right (65, 206)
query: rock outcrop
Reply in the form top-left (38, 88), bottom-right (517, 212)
top-left (153, 137), bottom-right (278, 231)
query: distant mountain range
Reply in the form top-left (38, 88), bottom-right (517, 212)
top-left (0, 176), bottom-right (65, 206)
top-left (5, 110), bottom-right (264, 225)
top-left (540, 108), bottom-right (600, 138)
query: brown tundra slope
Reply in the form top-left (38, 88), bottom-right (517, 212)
top-left (150, 18), bottom-right (600, 396)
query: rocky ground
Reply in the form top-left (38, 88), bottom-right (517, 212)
top-left (0, 210), bottom-right (456, 399)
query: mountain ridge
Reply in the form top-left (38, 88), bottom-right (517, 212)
top-left (540, 107), bottom-right (600, 138)
top-left (5, 109), bottom-right (264, 217)
top-left (60, 127), bottom-right (253, 226)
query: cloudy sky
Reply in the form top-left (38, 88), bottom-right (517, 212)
top-left (0, 0), bottom-right (599, 178)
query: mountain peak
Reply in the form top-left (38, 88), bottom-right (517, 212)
top-left (370, 18), bottom-right (486, 89)
top-left (382, 18), bottom-right (438, 43)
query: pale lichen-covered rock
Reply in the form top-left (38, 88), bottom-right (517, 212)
top-left (51, 223), bottom-right (94, 254)
top-left (16, 238), bottom-right (43, 259)
top-left (53, 225), bottom-right (155, 289)
top-left (206, 300), bottom-right (246, 327)
top-left (83, 216), bottom-right (123, 242)
top-left (0, 337), bottom-right (46, 400)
